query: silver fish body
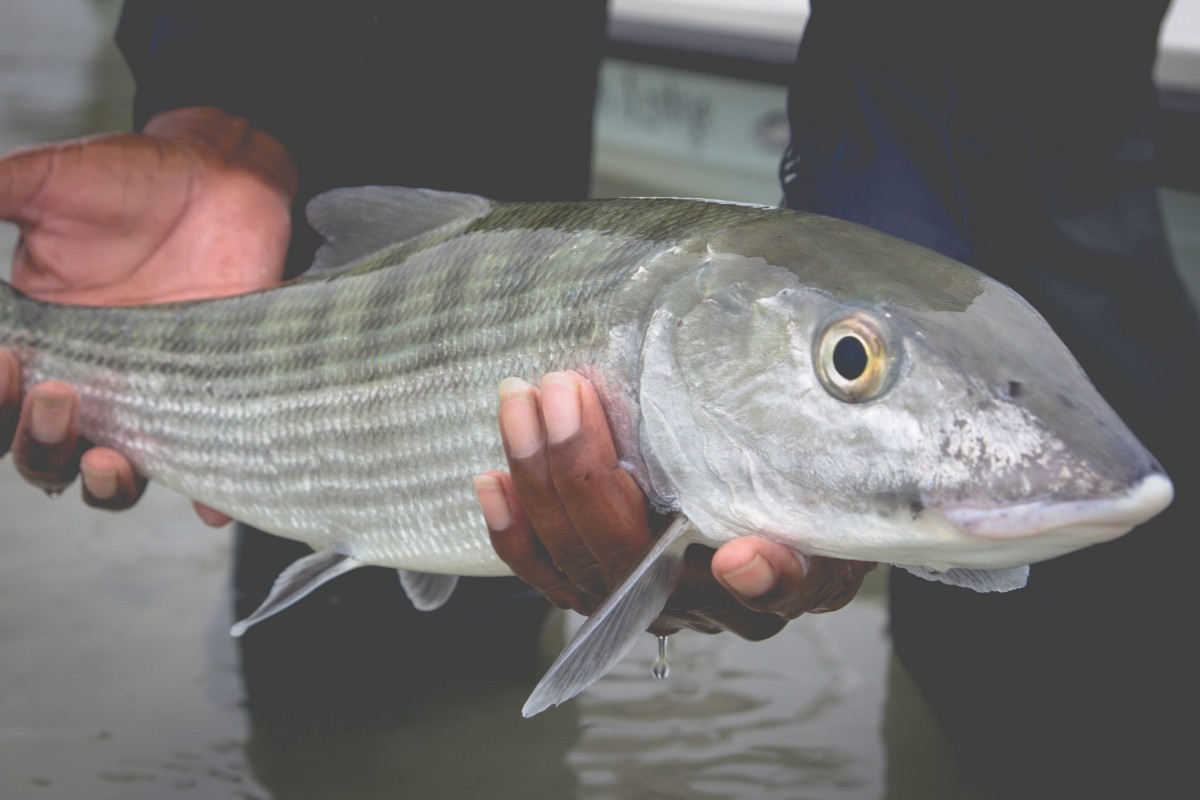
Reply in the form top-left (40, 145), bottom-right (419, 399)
top-left (0, 187), bottom-right (1172, 714)
top-left (5, 190), bottom-right (710, 575)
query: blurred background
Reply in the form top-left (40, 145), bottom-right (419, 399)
top-left (1, 1), bottom-right (1196, 798)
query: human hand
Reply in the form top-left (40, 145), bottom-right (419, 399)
top-left (474, 371), bottom-right (876, 639)
top-left (1, 106), bottom-right (297, 520)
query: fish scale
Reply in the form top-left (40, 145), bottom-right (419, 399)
top-left (1, 187), bottom-right (1172, 715)
top-left (4, 196), bottom-right (708, 575)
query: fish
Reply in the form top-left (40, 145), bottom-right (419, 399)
top-left (0, 186), bottom-right (1172, 716)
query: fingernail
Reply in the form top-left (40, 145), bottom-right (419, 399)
top-left (81, 463), bottom-right (117, 501)
top-left (498, 377), bottom-right (542, 459)
top-left (719, 553), bottom-right (780, 599)
top-left (30, 393), bottom-right (72, 445)
top-left (541, 373), bottom-right (580, 444)
top-left (473, 473), bottom-right (512, 530)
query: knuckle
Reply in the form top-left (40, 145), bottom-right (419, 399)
top-left (807, 565), bottom-right (868, 615)
top-left (597, 541), bottom-right (648, 584)
top-left (547, 457), bottom-right (595, 491)
top-left (522, 503), bottom-right (574, 545)
top-left (554, 550), bottom-right (611, 593)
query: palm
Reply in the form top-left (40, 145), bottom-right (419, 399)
top-left (0, 108), bottom-right (296, 517)
top-left (2, 129), bottom-right (292, 305)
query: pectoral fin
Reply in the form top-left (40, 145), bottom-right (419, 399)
top-left (521, 516), bottom-right (699, 718)
top-left (398, 570), bottom-right (459, 611)
top-left (230, 549), bottom-right (363, 637)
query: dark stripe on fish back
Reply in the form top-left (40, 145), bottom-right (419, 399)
top-left (16, 198), bottom-right (773, 404)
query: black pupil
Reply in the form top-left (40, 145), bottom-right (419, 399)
top-left (833, 336), bottom-right (869, 381)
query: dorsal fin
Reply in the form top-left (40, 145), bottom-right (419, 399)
top-left (305, 186), bottom-right (492, 275)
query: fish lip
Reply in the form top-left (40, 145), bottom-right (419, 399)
top-left (940, 472), bottom-right (1174, 540)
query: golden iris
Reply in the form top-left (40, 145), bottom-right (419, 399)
top-left (815, 312), bottom-right (892, 403)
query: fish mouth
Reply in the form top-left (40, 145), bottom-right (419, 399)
top-left (941, 472), bottom-right (1174, 541)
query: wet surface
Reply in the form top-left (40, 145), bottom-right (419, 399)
top-left (0, 2), bottom-right (1194, 800)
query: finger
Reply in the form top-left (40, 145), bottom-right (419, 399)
top-left (659, 545), bottom-right (788, 640)
top-left (0, 142), bottom-right (53, 224)
top-left (497, 376), bottom-right (606, 592)
top-left (711, 537), bottom-right (807, 612)
top-left (0, 350), bottom-right (20, 456)
top-left (79, 447), bottom-right (147, 510)
top-left (540, 372), bottom-right (656, 589)
top-left (12, 380), bottom-right (84, 495)
top-left (712, 539), bottom-right (873, 618)
top-left (475, 470), bottom-right (598, 614)
top-left (192, 501), bottom-right (233, 527)
top-left (804, 557), bottom-right (876, 614)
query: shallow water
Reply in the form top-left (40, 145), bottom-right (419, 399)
top-left (0, 3), bottom-right (1195, 800)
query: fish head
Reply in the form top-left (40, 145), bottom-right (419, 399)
top-left (636, 211), bottom-right (1172, 574)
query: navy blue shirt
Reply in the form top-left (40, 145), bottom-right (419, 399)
top-left (117, 0), bottom-right (606, 274)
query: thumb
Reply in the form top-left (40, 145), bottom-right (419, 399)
top-left (0, 141), bottom-right (54, 225)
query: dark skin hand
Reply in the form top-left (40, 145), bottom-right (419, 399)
top-left (1, 106), bottom-right (873, 637)
top-left (476, 372), bottom-right (875, 638)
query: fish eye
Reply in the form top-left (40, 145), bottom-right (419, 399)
top-left (815, 312), bottom-right (893, 403)
top-left (833, 336), bottom-right (868, 380)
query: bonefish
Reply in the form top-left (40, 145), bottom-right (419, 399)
top-left (0, 187), bottom-right (1172, 716)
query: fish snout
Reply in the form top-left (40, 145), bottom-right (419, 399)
top-left (942, 470), bottom-right (1174, 541)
